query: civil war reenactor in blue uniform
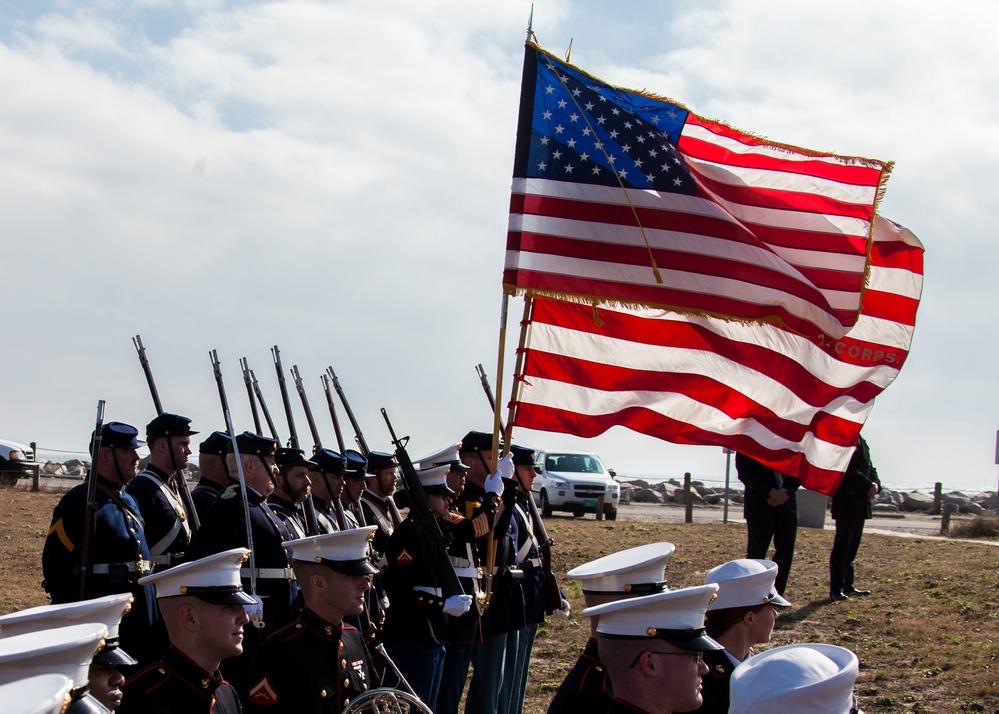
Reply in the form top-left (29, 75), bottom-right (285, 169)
top-left (245, 527), bottom-right (380, 714)
top-left (192, 431), bottom-right (232, 522)
top-left (339, 449), bottom-right (368, 529)
top-left (120, 548), bottom-right (253, 714)
top-left (41, 421), bottom-right (158, 667)
top-left (308, 448), bottom-right (348, 533)
top-left (456, 430), bottom-right (523, 714)
top-left (267, 447), bottom-right (318, 540)
top-left (185, 431), bottom-right (298, 696)
top-left (126, 413), bottom-right (198, 570)
top-left (548, 543), bottom-right (676, 714)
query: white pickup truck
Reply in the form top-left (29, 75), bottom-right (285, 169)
top-left (532, 449), bottom-right (619, 520)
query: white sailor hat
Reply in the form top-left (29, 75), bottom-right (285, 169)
top-left (419, 464), bottom-right (455, 496)
top-left (584, 584), bottom-right (723, 651)
top-left (567, 542), bottom-right (675, 596)
top-left (139, 547), bottom-right (256, 605)
top-left (414, 443), bottom-right (462, 471)
top-left (0, 674), bottom-right (74, 714)
top-left (705, 559), bottom-right (791, 611)
top-left (0, 622), bottom-right (107, 688)
top-left (0, 593), bottom-right (136, 666)
top-left (287, 527), bottom-right (379, 576)
top-left (728, 643), bottom-right (861, 714)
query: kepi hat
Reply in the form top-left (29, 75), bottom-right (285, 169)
top-left (199, 431), bottom-right (231, 456)
top-left (91, 422), bottom-right (143, 455)
top-left (366, 451), bottom-right (398, 475)
top-left (146, 413), bottom-right (198, 441)
top-left (229, 432), bottom-right (279, 457)
top-left (310, 448), bottom-right (347, 475)
top-left (343, 449), bottom-right (367, 479)
top-left (275, 447), bottom-right (318, 471)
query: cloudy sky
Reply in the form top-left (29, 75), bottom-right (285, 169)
top-left (2, 0), bottom-right (995, 491)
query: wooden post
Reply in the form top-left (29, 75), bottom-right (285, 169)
top-left (940, 503), bottom-right (957, 535)
top-left (930, 482), bottom-right (942, 516)
top-left (30, 441), bottom-right (39, 492)
top-left (684, 472), bottom-right (693, 524)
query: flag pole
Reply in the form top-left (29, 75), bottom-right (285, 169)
top-left (491, 294), bottom-right (510, 459)
top-left (503, 296), bottom-right (535, 444)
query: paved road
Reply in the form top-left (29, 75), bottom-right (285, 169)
top-left (555, 502), bottom-right (999, 544)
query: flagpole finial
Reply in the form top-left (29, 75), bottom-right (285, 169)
top-left (526, 4), bottom-right (535, 43)
top-left (565, 38), bottom-right (573, 63)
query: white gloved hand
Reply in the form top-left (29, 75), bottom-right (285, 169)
top-left (443, 594), bottom-right (474, 617)
top-left (244, 594), bottom-right (265, 623)
top-left (484, 470), bottom-right (504, 495)
top-left (551, 598), bottom-right (571, 619)
top-left (496, 452), bottom-right (515, 480)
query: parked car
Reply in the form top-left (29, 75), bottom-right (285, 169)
top-left (532, 449), bottom-right (619, 520)
top-left (0, 439), bottom-right (37, 486)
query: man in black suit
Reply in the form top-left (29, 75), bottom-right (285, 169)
top-left (736, 453), bottom-right (799, 596)
top-left (829, 436), bottom-right (881, 601)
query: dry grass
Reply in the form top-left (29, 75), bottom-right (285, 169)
top-left (4, 490), bottom-right (998, 712)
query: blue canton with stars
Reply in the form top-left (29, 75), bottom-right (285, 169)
top-left (516, 46), bottom-right (696, 195)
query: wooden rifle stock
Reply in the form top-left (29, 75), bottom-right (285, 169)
top-left (131, 335), bottom-right (200, 532)
top-left (79, 400), bottom-right (105, 599)
top-left (475, 364), bottom-right (562, 614)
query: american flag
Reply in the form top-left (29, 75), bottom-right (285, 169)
top-left (506, 43), bottom-right (891, 341)
top-left (510, 215), bottom-right (923, 493)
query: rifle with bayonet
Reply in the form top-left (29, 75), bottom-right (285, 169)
top-left (320, 373), bottom-right (351, 532)
top-left (328, 367), bottom-right (370, 455)
top-left (249, 367), bottom-right (280, 441)
top-left (328, 366), bottom-right (405, 525)
top-left (381, 408), bottom-right (465, 602)
top-left (78, 399), bottom-right (105, 599)
top-left (476, 363), bottom-right (563, 615)
top-left (271, 346), bottom-right (320, 535)
top-left (131, 335), bottom-right (201, 532)
top-left (240, 357), bottom-right (263, 435)
top-left (209, 350), bottom-right (261, 625)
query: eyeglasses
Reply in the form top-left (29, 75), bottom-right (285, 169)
top-left (629, 650), bottom-right (704, 668)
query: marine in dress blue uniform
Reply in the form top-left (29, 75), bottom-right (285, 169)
top-left (245, 528), bottom-right (379, 714)
top-left (695, 559), bottom-right (791, 714)
top-left (457, 431), bottom-right (523, 714)
top-left (120, 548), bottom-right (254, 714)
top-left (41, 421), bottom-right (157, 667)
top-left (0, 593), bottom-right (137, 713)
top-left (584, 586), bottom-right (723, 714)
top-left (547, 542), bottom-right (675, 714)
top-left (0, 622), bottom-right (112, 714)
top-left (185, 433), bottom-right (298, 695)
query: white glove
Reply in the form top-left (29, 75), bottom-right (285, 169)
top-left (551, 598), bottom-right (571, 619)
top-left (244, 594), bottom-right (265, 624)
top-left (496, 452), bottom-right (515, 480)
top-left (443, 594), bottom-right (474, 617)
top-left (484, 469), bottom-right (504, 495)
